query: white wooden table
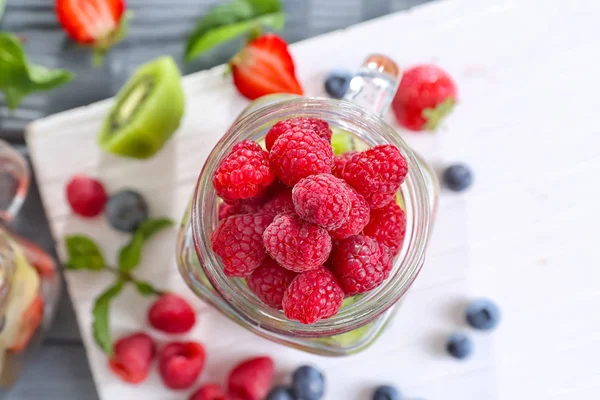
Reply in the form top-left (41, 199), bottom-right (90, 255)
top-left (26, 0), bottom-right (600, 398)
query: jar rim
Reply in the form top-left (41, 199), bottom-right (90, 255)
top-left (191, 97), bottom-right (431, 337)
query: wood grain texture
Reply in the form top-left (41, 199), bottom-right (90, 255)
top-left (24, 0), bottom-right (600, 399)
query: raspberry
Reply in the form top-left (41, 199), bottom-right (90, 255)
top-left (213, 140), bottom-right (276, 203)
top-left (159, 341), bottom-right (206, 390)
top-left (65, 175), bottom-right (108, 217)
top-left (263, 213), bottom-right (331, 272)
top-left (329, 185), bottom-right (370, 240)
top-left (331, 152), bottom-right (355, 179)
top-left (342, 145), bottom-right (408, 209)
top-left (109, 332), bottom-right (155, 384)
top-left (269, 129), bottom-right (333, 186)
top-left (148, 293), bottom-right (196, 334)
top-left (265, 117), bottom-right (332, 151)
top-left (292, 174), bottom-right (351, 230)
top-left (282, 267), bottom-right (344, 323)
top-left (364, 201), bottom-right (407, 256)
top-left (190, 384), bottom-right (228, 400)
top-left (247, 258), bottom-right (297, 309)
top-left (218, 202), bottom-right (260, 221)
top-left (211, 213), bottom-right (270, 276)
top-left (260, 189), bottom-right (294, 222)
top-left (227, 356), bottom-right (274, 400)
top-left (330, 235), bottom-right (392, 295)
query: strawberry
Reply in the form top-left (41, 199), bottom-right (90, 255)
top-left (391, 64), bottom-right (457, 131)
top-left (230, 34), bottom-right (303, 100)
top-left (55, 0), bottom-right (127, 57)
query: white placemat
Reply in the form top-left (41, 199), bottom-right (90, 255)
top-left (26, 0), bottom-right (600, 399)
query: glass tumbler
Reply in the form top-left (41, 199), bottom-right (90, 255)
top-left (0, 140), bottom-right (61, 386)
top-left (177, 55), bottom-right (439, 356)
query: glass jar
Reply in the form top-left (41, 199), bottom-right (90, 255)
top-left (0, 140), bottom-right (61, 385)
top-left (177, 55), bottom-right (439, 356)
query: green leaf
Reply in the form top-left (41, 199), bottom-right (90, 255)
top-left (185, 0), bottom-right (285, 62)
top-left (0, 33), bottom-right (72, 109)
top-left (92, 280), bottom-right (125, 355)
top-left (64, 235), bottom-right (106, 271)
top-left (134, 280), bottom-right (164, 297)
top-left (118, 218), bottom-right (174, 273)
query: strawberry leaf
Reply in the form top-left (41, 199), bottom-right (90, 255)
top-left (0, 33), bottom-right (72, 109)
top-left (92, 280), bottom-right (125, 355)
top-left (64, 235), bottom-right (106, 271)
top-left (118, 218), bottom-right (173, 273)
top-left (185, 0), bottom-right (285, 62)
top-left (422, 97), bottom-right (456, 131)
top-left (91, 11), bottom-right (134, 67)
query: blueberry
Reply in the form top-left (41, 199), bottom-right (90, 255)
top-left (373, 384), bottom-right (402, 400)
top-left (105, 190), bottom-right (149, 232)
top-left (466, 298), bottom-right (500, 330)
top-left (446, 332), bottom-right (473, 359)
top-left (324, 70), bottom-right (352, 99)
top-left (267, 386), bottom-right (295, 400)
top-left (442, 164), bottom-right (473, 192)
top-left (292, 365), bottom-right (325, 400)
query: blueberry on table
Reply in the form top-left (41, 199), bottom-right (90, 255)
top-left (105, 190), bottom-right (149, 232)
top-left (466, 298), bottom-right (501, 330)
top-left (292, 365), bottom-right (325, 400)
top-left (266, 386), bottom-right (295, 400)
top-left (324, 70), bottom-right (352, 99)
top-left (446, 332), bottom-right (473, 359)
top-left (373, 384), bottom-right (402, 400)
top-left (442, 164), bottom-right (473, 192)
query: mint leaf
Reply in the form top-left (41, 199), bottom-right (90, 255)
top-left (92, 280), bottom-right (125, 355)
top-left (0, 33), bottom-right (72, 109)
top-left (118, 218), bottom-right (173, 273)
top-left (134, 280), bottom-right (164, 297)
top-left (185, 0), bottom-right (285, 62)
top-left (64, 235), bottom-right (106, 271)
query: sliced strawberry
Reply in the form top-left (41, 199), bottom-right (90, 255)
top-left (231, 34), bottom-right (303, 100)
top-left (8, 295), bottom-right (44, 353)
top-left (55, 0), bottom-right (126, 51)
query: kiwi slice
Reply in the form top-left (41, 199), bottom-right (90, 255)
top-left (330, 127), bottom-right (357, 155)
top-left (98, 56), bottom-right (185, 159)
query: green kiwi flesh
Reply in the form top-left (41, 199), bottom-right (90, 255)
top-left (98, 56), bottom-right (185, 159)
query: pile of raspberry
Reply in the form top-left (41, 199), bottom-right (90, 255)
top-left (211, 117), bottom-right (408, 324)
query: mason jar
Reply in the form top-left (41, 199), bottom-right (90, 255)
top-left (0, 139), bottom-right (61, 385)
top-left (177, 55), bottom-right (439, 356)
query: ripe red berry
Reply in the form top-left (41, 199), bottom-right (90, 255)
top-left (265, 117), bottom-right (332, 151)
top-left (159, 341), bottom-right (206, 390)
top-left (282, 267), bottom-right (344, 323)
top-left (247, 258), bottom-right (297, 309)
top-left (331, 152), bottom-right (355, 179)
top-left (269, 129), bottom-right (333, 186)
top-left (292, 174), bottom-right (351, 230)
top-left (227, 356), bottom-right (274, 400)
top-left (342, 145), bottom-right (408, 209)
top-left (108, 332), bottom-right (155, 384)
top-left (391, 64), bottom-right (457, 131)
top-left (189, 383), bottom-right (228, 400)
top-left (330, 235), bottom-right (392, 295)
top-left (260, 189), bottom-right (295, 222)
top-left (213, 140), bottom-right (276, 204)
top-left (148, 293), bottom-right (196, 334)
top-left (218, 202), bottom-right (261, 221)
top-left (211, 213), bottom-right (270, 276)
top-left (65, 175), bottom-right (108, 217)
top-left (263, 213), bottom-right (331, 273)
top-left (329, 185), bottom-right (370, 240)
top-left (363, 201), bottom-right (407, 256)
